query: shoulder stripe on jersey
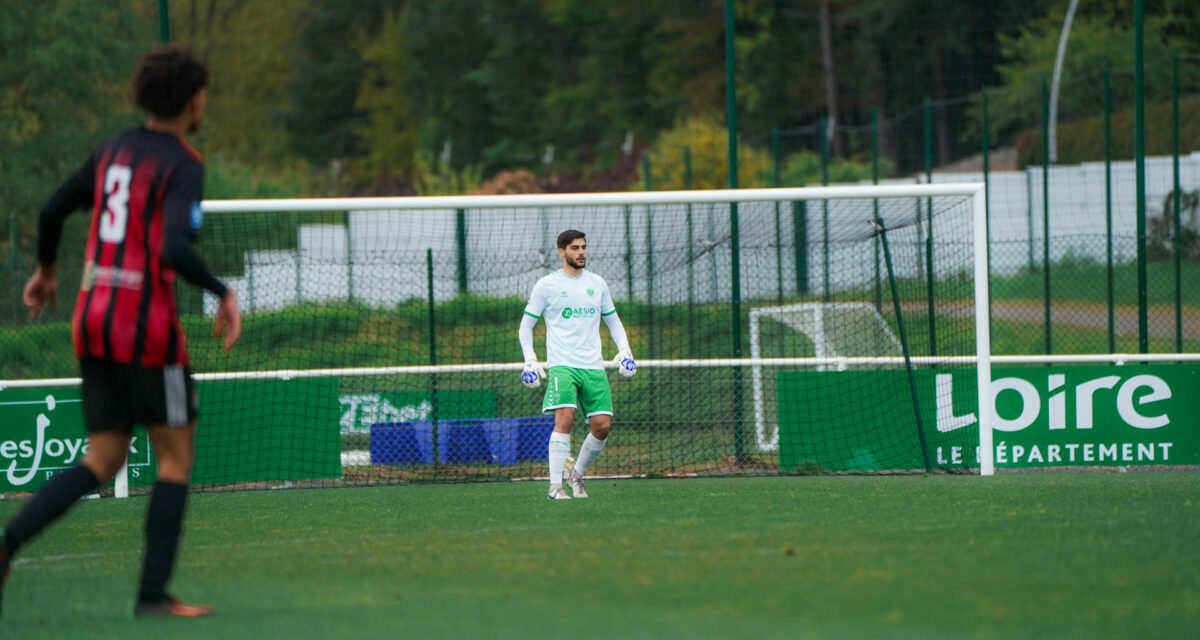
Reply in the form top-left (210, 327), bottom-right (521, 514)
top-left (601, 309), bottom-right (617, 316)
top-left (523, 311), bottom-right (540, 319)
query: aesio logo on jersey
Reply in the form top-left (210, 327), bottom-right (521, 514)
top-left (561, 307), bottom-right (597, 319)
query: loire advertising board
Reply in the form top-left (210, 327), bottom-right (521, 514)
top-left (778, 365), bottom-right (1199, 472)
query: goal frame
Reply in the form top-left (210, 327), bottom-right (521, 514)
top-left (204, 183), bottom-right (997, 474)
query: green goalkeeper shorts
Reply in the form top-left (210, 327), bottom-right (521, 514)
top-left (542, 366), bottom-right (613, 419)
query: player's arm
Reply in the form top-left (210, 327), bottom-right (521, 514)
top-left (161, 162), bottom-right (241, 350)
top-left (24, 155), bottom-right (96, 319)
top-left (599, 282), bottom-right (636, 377)
top-left (518, 284), bottom-right (547, 388)
top-left (603, 311), bottom-right (637, 377)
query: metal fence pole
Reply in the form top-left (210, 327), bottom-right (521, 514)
top-left (1104, 65), bottom-right (1115, 353)
top-left (724, 0), bottom-right (745, 461)
top-left (1172, 51), bottom-right (1182, 352)
top-left (1134, 0), bottom-right (1148, 354)
top-left (982, 87), bottom-right (993, 342)
top-left (426, 248), bottom-right (440, 474)
top-left (772, 127), bottom-right (783, 305)
top-left (1042, 79), bottom-right (1052, 355)
top-left (643, 156), bottom-right (656, 360)
top-left (794, 200), bottom-right (808, 296)
top-left (819, 115), bottom-right (830, 302)
top-left (871, 109), bottom-right (882, 313)
top-left (1026, 169), bottom-right (1035, 272)
top-left (922, 96), bottom-right (932, 284)
top-left (684, 147), bottom-right (695, 356)
top-left (624, 205), bottom-right (633, 299)
top-left (922, 97), bottom-right (936, 355)
top-left (455, 209), bottom-right (468, 296)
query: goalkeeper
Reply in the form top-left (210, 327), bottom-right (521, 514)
top-left (518, 230), bottom-right (636, 500)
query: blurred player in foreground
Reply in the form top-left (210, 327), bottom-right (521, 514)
top-left (1, 45), bottom-right (240, 619)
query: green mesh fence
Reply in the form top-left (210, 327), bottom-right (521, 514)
top-left (1, 188), bottom-right (983, 491)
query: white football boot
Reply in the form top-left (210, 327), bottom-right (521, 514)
top-left (547, 484), bottom-right (572, 500)
top-left (565, 470), bottom-right (588, 499)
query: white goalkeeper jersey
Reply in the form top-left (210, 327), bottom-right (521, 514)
top-left (524, 270), bottom-right (616, 370)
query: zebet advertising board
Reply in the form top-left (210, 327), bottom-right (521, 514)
top-left (778, 364), bottom-right (1200, 471)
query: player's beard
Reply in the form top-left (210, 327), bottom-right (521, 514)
top-left (568, 256), bottom-right (585, 269)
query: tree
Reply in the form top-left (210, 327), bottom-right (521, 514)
top-left (352, 9), bottom-right (418, 191)
top-left (0, 1), bottom-right (152, 258)
top-left (978, 9), bottom-right (1189, 151)
top-left (170, 0), bottom-right (307, 172)
top-left (284, 0), bottom-right (389, 169)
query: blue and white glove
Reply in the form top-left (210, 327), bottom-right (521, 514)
top-left (521, 360), bottom-right (547, 388)
top-left (613, 348), bottom-right (637, 378)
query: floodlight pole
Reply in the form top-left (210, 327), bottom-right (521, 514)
top-left (1048, 0), bottom-right (1079, 163)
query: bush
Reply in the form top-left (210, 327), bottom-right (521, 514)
top-left (1149, 188), bottom-right (1200, 261)
top-left (1015, 98), bottom-right (1200, 167)
top-left (777, 151), bottom-right (894, 186)
top-left (640, 116), bottom-right (770, 190)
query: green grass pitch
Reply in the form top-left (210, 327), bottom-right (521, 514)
top-left (1, 473), bottom-right (1197, 639)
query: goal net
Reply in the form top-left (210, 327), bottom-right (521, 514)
top-left (0, 185), bottom-right (992, 495)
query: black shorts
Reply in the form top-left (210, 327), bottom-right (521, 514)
top-left (79, 357), bottom-right (198, 433)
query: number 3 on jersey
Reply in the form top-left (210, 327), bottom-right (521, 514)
top-left (99, 164), bottom-right (132, 244)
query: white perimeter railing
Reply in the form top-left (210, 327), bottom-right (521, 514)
top-left (5, 354), bottom-right (1200, 497)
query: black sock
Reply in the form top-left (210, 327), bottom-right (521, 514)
top-left (137, 480), bottom-right (189, 603)
top-left (3, 465), bottom-right (100, 555)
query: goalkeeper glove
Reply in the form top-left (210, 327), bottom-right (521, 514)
top-left (613, 348), bottom-right (637, 378)
top-left (521, 360), bottom-right (547, 388)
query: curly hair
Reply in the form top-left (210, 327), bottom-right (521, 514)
top-left (133, 45), bottom-right (208, 118)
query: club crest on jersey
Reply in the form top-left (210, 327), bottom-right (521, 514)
top-left (560, 291), bottom-right (567, 297)
top-left (587, 288), bottom-right (595, 297)
top-left (189, 202), bottom-right (203, 229)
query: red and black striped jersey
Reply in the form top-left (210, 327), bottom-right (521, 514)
top-left (45, 128), bottom-right (206, 367)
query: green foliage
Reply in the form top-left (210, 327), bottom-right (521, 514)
top-left (1149, 188), bottom-right (1200, 260)
top-left (777, 151), bottom-right (895, 187)
top-left (171, 0), bottom-right (306, 173)
top-left (642, 116), bottom-right (770, 190)
top-left (1014, 97), bottom-right (1200, 166)
top-left (205, 156), bottom-right (307, 200)
top-left (351, 8), bottom-right (419, 191)
top-left (642, 117), bottom-right (892, 190)
top-left (990, 259), bottom-right (1200, 306)
top-left (410, 152), bottom-right (484, 196)
top-left (284, 0), bottom-right (390, 168)
top-left (966, 13), bottom-right (1191, 148)
top-left (0, 2), bottom-right (152, 258)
